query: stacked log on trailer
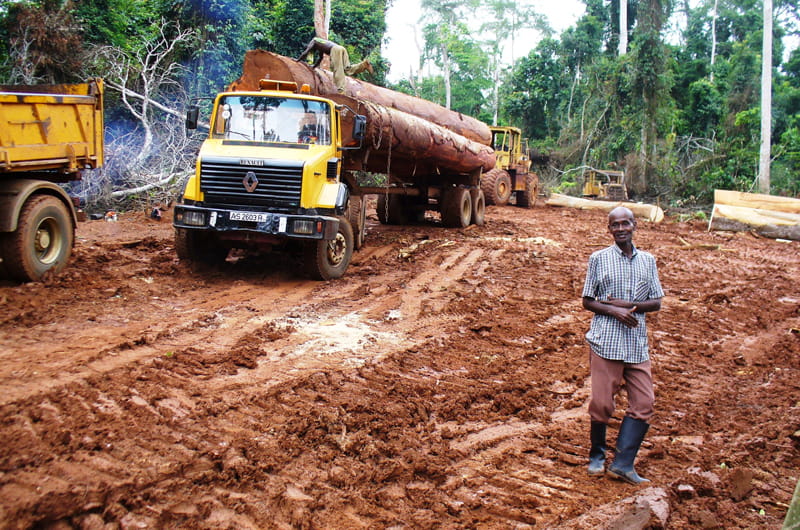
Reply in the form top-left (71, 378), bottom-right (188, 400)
top-left (227, 50), bottom-right (495, 182)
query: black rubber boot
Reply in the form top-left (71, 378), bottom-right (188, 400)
top-left (607, 416), bottom-right (650, 485)
top-left (588, 421), bottom-right (607, 476)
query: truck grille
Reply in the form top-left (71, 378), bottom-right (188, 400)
top-left (200, 157), bottom-right (304, 208)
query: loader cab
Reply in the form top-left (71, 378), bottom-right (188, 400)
top-left (490, 126), bottom-right (530, 173)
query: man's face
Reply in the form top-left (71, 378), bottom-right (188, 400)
top-left (608, 211), bottom-right (635, 245)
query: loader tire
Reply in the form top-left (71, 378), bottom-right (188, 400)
top-left (517, 173), bottom-right (539, 209)
top-left (481, 168), bottom-right (512, 206)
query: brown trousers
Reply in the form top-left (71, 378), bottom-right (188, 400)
top-left (588, 350), bottom-right (654, 424)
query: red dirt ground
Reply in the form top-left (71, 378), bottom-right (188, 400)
top-left (0, 200), bottom-right (798, 529)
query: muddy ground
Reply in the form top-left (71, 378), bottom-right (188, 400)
top-left (0, 199), bottom-right (798, 529)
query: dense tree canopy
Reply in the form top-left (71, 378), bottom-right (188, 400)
top-left (0, 0), bottom-right (797, 204)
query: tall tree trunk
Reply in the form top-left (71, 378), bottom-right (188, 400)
top-left (759, 0), bottom-right (773, 193)
top-left (710, 0), bottom-right (718, 81)
top-left (619, 0), bottom-right (628, 55)
top-left (314, 0), bottom-right (330, 70)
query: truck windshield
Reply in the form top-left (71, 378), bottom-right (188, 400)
top-left (211, 96), bottom-right (331, 145)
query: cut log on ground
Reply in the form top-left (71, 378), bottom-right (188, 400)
top-left (228, 50), bottom-right (492, 146)
top-left (545, 193), bottom-right (665, 222)
top-left (709, 190), bottom-right (800, 240)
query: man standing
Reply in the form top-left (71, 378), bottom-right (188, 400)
top-left (296, 37), bottom-right (374, 93)
top-left (581, 206), bottom-right (664, 484)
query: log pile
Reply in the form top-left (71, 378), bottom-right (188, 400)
top-left (709, 190), bottom-right (800, 240)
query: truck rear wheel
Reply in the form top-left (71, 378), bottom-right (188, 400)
top-left (347, 195), bottom-right (367, 249)
top-left (441, 187), bottom-right (472, 228)
top-left (304, 217), bottom-right (353, 280)
top-left (2, 195), bottom-right (74, 282)
top-left (517, 173), bottom-right (539, 208)
top-left (470, 188), bottom-right (485, 226)
top-left (481, 168), bottom-right (512, 206)
top-left (175, 228), bottom-right (229, 265)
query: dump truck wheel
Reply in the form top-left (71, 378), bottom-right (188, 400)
top-left (441, 187), bottom-right (472, 228)
top-left (376, 194), bottom-right (411, 225)
top-left (175, 228), bottom-right (229, 265)
top-left (470, 188), bottom-right (486, 226)
top-left (517, 173), bottom-right (539, 208)
top-left (304, 217), bottom-right (353, 280)
top-left (2, 195), bottom-right (74, 282)
top-left (481, 168), bottom-right (512, 206)
top-left (347, 195), bottom-right (367, 249)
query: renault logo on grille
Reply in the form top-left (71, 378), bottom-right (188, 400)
top-left (243, 171), bottom-right (258, 192)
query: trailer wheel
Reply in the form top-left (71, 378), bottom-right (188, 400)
top-left (175, 228), bottom-right (229, 265)
top-left (304, 217), bottom-right (353, 280)
top-left (376, 194), bottom-right (411, 225)
top-left (470, 188), bottom-right (485, 226)
top-left (517, 173), bottom-right (539, 208)
top-left (481, 168), bottom-right (512, 206)
top-left (347, 195), bottom-right (367, 249)
top-left (1, 195), bottom-right (73, 282)
top-left (441, 187), bottom-right (472, 228)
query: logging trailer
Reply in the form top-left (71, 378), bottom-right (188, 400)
top-left (0, 79), bottom-right (104, 282)
top-left (174, 51), bottom-right (497, 280)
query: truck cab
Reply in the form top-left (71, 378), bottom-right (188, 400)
top-left (174, 80), bottom-right (365, 280)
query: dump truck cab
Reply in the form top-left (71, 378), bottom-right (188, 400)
top-left (174, 79), bottom-right (366, 280)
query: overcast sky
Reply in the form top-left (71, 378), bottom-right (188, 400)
top-left (382, 0), bottom-right (586, 82)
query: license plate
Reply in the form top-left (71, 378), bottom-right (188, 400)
top-left (230, 211), bottom-right (269, 223)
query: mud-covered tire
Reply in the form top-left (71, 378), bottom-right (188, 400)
top-left (441, 187), bottom-right (472, 228)
top-left (304, 217), bottom-right (353, 280)
top-left (517, 173), bottom-right (539, 208)
top-left (347, 195), bottom-right (367, 250)
top-left (175, 228), bottom-right (229, 265)
top-left (470, 188), bottom-right (485, 226)
top-left (481, 168), bottom-right (512, 206)
top-left (376, 194), bottom-right (411, 225)
top-left (1, 195), bottom-right (74, 282)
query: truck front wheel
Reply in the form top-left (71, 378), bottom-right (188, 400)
top-left (304, 217), bottom-right (353, 280)
top-left (2, 195), bottom-right (74, 282)
top-left (175, 228), bottom-right (229, 265)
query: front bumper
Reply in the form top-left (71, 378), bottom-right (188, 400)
top-left (173, 204), bottom-right (339, 240)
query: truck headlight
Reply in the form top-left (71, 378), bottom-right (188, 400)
top-left (183, 211), bottom-right (206, 226)
top-left (292, 219), bottom-right (315, 235)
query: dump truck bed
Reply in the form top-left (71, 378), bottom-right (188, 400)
top-left (0, 79), bottom-right (104, 176)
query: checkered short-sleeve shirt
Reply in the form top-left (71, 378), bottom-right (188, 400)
top-left (581, 244), bottom-right (664, 363)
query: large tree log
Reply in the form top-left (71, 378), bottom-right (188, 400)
top-left (545, 193), bottom-right (665, 222)
top-left (709, 190), bottom-right (800, 240)
top-left (329, 95), bottom-right (495, 181)
top-left (228, 50), bottom-right (492, 146)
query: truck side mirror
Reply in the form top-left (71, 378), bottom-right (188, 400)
top-left (186, 105), bottom-right (200, 130)
top-left (352, 115), bottom-right (366, 141)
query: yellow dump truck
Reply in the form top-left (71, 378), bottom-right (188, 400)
top-left (0, 79), bottom-right (104, 282)
top-left (482, 126), bottom-right (539, 207)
